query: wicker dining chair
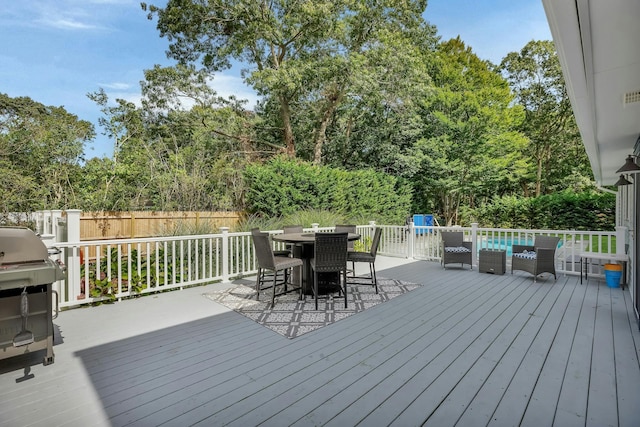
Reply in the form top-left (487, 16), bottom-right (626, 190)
top-left (283, 225), bottom-right (303, 234)
top-left (441, 231), bottom-right (473, 269)
top-left (335, 224), bottom-right (357, 251)
top-left (309, 232), bottom-right (349, 310)
top-left (347, 227), bottom-right (381, 293)
top-left (251, 228), bottom-right (290, 257)
top-left (251, 228), bottom-right (290, 289)
top-left (281, 224), bottom-right (303, 255)
top-left (251, 230), bottom-right (303, 306)
top-left (511, 235), bottom-right (561, 282)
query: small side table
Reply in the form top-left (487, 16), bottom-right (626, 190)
top-left (479, 249), bottom-right (506, 275)
top-left (580, 252), bottom-right (628, 289)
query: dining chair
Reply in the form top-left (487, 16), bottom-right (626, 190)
top-left (309, 232), bottom-right (349, 309)
top-left (335, 224), bottom-right (357, 251)
top-left (251, 230), bottom-right (303, 305)
top-left (283, 224), bottom-right (303, 234)
top-left (251, 228), bottom-right (290, 257)
top-left (251, 228), bottom-right (282, 288)
top-left (347, 227), bottom-right (381, 293)
top-left (282, 224), bottom-right (303, 255)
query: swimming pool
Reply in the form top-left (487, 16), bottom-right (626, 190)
top-left (479, 237), bottom-right (534, 256)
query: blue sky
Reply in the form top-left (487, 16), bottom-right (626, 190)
top-left (0, 0), bottom-right (551, 159)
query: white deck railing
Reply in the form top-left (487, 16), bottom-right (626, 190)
top-left (47, 223), bottom-right (622, 308)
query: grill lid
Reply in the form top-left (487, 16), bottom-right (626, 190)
top-left (0, 227), bottom-right (49, 265)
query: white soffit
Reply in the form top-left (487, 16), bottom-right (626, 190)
top-left (542, 0), bottom-right (640, 185)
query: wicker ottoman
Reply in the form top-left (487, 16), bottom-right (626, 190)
top-left (479, 249), bottom-right (506, 275)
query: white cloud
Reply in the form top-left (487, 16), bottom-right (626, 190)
top-left (5, 1), bottom-right (112, 31)
top-left (99, 82), bottom-right (133, 90)
top-left (38, 18), bottom-right (101, 30)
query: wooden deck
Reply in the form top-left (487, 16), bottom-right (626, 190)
top-left (1, 256), bottom-right (639, 427)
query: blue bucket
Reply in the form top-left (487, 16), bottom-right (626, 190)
top-left (604, 270), bottom-right (622, 288)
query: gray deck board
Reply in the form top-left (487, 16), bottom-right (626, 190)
top-left (519, 276), bottom-right (587, 427)
top-left (554, 277), bottom-right (600, 427)
top-left (588, 286), bottom-right (619, 427)
top-left (488, 276), bottom-right (576, 425)
top-left (1, 256), bottom-right (640, 427)
top-left (613, 288), bottom-right (640, 427)
top-left (423, 276), bottom-right (559, 427)
top-left (282, 274), bottom-right (519, 426)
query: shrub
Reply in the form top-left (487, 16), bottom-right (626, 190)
top-left (464, 190), bottom-right (615, 231)
top-left (244, 156), bottom-right (412, 223)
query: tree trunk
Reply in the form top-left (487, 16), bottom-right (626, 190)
top-left (313, 89), bottom-right (344, 164)
top-left (536, 155), bottom-right (542, 197)
top-left (279, 96), bottom-right (296, 157)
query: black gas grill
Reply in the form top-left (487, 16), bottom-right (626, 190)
top-left (0, 227), bottom-right (65, 365)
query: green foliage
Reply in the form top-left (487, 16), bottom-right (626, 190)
top-left (412, 38), bottom-right (529, 225)
top-left (83, 79), bottom-right (253, 211)
top-left (499, 40), bottom-right (591, 196)
top-left (81, 245), bottom-right (185, 303)
top-left (0, 93), bottom-right (93, 213)
top-left (144, 0), bottom-right (437, 158)
top-left (157, 219), bottom-right (223, 236)
top-left (244, 157), bottom-right (412, 223)
top-left (464, 190), bottom-right (615, 231)
top-left (1, 26), bottom-right (600, 233)
top-left (237, 210), bottom-right (350, 231)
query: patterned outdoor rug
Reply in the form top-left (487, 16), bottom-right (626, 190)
top-left (203, 277), bottom-right (422, 339)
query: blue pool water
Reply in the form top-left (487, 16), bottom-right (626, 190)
top-left (480, 238), bottom-right (534, 256)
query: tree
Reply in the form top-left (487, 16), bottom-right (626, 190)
top-left (499, 40), bottom-right (591, 196)
top-left (312, 26), bottom-right (434, 173)
top-left (142, 0), bottom-right (436, 162)
top-left (85, 66), bottom-right (255, 211)
top-left (413, 38), bottom-right (528, 225)
top-left (86, 89), bottom-right (149, 210)
top-left (0, 93), bottom-right (93, 213)
top-left (140, 65), bottom-right (256, 210)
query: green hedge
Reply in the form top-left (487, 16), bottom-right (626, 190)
top-left (243, 157), bottom-right (412, 223)
top-left (463, 190), bottom-right (615, 231)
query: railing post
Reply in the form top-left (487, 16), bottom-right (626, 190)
top-left (471, 223), bottom-right (479, 267)
top-left (311, 223), bottom-right (319, 231)
top-left (35, 210), bottom-right (44, 234)
top-left (221, 227), bottom-right (230, 283)
top-left (408, 221), bottom-right (415, 259)
top-left (51, 210), bottom-right (62, 241)
top-left (616, 225), bottom-right (628, 255)
top-left (65, 210), bottom-right (82, 300)
top-left (41, 210), bottom-right (52, 235)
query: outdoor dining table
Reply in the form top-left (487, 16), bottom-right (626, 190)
top-left (272, 231), bottom-right (361, 295)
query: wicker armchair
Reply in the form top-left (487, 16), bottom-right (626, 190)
top-left (251, 231), bottom-right (303, 306)
top-left (441, 231), bottom-right (473, 269)
top-left (511, 236), bottom-right (561, 282)
top-left (310, 232), bottom-right (349, 309)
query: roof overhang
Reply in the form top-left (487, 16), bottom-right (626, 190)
top-left (541, 0), bottom-right (640, 186)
